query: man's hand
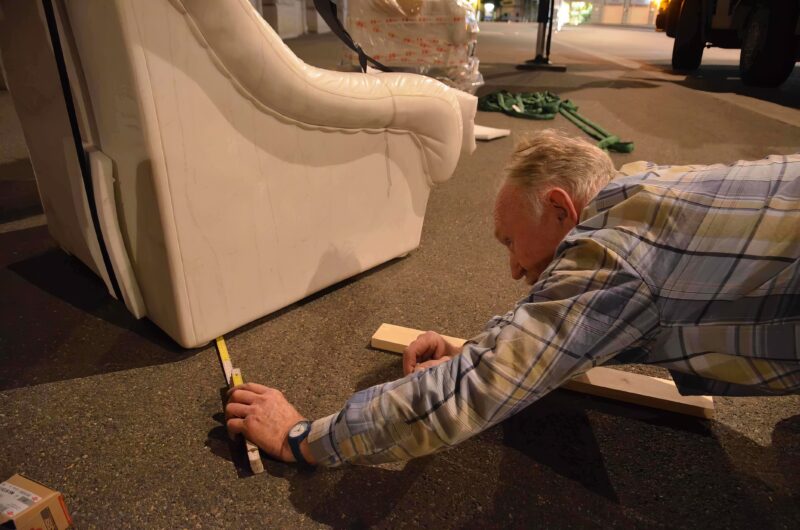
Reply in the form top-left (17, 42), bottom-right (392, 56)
top-left (225, 383), bottom-right (315, 464)
top-left (403, 331), bottom-right (460, 375)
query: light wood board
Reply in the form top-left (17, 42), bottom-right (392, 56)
top-left (370, 323), bottom-right (714, 419)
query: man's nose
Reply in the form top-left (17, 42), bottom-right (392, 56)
top-left (509, 255), bottom-right (525, 280)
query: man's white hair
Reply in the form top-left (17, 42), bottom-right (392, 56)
top-left (502, 129), bottom-right (616, 217)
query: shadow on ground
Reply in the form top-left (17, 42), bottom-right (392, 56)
top-left (279, 393), bottom-right (799, 528)
top-left (651, 64), bottom-right (800, 109)
top-left (0, 225), bottom-right (191, 391)
top-left (478, 62), bottom-right (662, 95)
top-left (203, 359), bottom-right (800, 528)
top-left (0, 222), bottom-right (409, 392)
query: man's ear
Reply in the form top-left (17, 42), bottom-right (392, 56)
top-left (545, 188), bottom-right (580, 226)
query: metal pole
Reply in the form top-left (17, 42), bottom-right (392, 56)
top-left (545, 0), bottom-right (556, 59)
top-left (517, 0), bottom-right (566, 71)
top-left (535, 22), bottom-right (547, 60)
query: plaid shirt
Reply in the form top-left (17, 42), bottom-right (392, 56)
top-left (307, 154), bottom-right (800, 467)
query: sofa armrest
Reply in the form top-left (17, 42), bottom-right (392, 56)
top-left (174, 0), bottom-right (463, 183)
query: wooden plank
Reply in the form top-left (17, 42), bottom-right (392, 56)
top-left (370, 323), bottom-right (466, 353)
top-left (370, 323), bottom-right (714, 419)
top-left (562, 369), bottom-right (714, 418)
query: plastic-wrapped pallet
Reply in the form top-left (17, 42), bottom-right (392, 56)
top-left (340, 0), bottom-right (483, 93)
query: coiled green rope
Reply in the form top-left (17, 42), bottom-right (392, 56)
top-left (478, 90), bottom-right (634, 153)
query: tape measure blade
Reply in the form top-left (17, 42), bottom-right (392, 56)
top-left (221, 360), bottom-right (234, 384)
top-left (215, 337), bottom-right (235, 384)
top-left (216, 337), bottom-right (231, 360)
top-left (247, 443), bottom-right (265, 474)
top-left (231, 367), bottom-right (244, 387)
top-left (214, 339), bottom-right (263, 475)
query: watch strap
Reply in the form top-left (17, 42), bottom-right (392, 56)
top-left (288, 420), bottom-right (313, 467)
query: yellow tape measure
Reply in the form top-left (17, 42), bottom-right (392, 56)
top-left (215, 336), bottom-right (264, 475)
top-left (216, 336), bottom-right (230, 361)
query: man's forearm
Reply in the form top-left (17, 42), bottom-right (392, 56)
top-left (302, 327), bottom-right (600, 468)
top-left (302, 244), bottom-right (659, 467)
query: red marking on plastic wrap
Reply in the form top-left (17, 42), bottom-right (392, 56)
top-left (355, 20), bottom-right (365, 28)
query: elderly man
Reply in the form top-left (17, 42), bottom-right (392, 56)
top-left (225, 130), bottom-right (800, 467)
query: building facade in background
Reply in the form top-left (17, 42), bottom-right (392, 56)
top-left (589, 0), bottom-right (657, 25)
top-left (251, 0), bottom-right (659, 41)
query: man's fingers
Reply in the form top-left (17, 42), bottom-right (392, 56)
top-left (418, 331), bottom-right (450, 360)
top-left (402, 335), bottom-right (426, 375)
top-left (224, 387), bottom-right (303, 462)
top-left (402, 346), bottom-right (417, 376)
top-left (413, 356), bottom-right (452, 373)
top-left (224, 402), bottom-right (251, 421)
top-left (226, 382), bottom-right (271, 397)
top-left (227, 388), bottom-right (260, 405)
top-left (403, 332), bottom-right (449, 375)
top-left (432, 335), bottom-right (449, 360)
top-left (226, 417), bottom-right (245, 437)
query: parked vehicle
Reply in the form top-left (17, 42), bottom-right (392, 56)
top-left (661, 0), bottom-right (799, 87)
top-left (655, 0), bottom-right (671, 31)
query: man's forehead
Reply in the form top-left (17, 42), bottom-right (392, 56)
top-left (494, 183), bottom-right (514, 211)
top-left (494, 184), bottom-right (518, 237)
top-left (495, 183), bottom-right (526, 217)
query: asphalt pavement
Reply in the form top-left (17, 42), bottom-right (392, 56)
top-left (1, 22), bottom-right (798, 529)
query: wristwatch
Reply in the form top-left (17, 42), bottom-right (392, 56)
top-left (287, 420), bottom-right (314, 466)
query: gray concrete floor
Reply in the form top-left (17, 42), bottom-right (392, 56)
top-left (1, 23), bottom-right (799, 529)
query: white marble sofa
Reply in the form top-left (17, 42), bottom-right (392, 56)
top-left (0, 0), bottom-right (474, 347)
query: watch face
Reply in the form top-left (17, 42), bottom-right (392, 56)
top-left (289, 422), bottom-right (307, 438)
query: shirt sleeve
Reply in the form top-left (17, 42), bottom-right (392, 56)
top-left (306, 238), bottom-right (661, 467)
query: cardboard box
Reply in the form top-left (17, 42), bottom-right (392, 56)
top-left (0, 474), bottom-right (72, 529)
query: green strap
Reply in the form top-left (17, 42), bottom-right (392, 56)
top-left (477, 90), bottom-right (634, 153)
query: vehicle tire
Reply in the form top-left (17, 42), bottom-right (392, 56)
top-left (739, 2), bottom-right (797, 87)
top-left (656, 12), bottom-right (666, 31)
top-left (671, 0), bottom-right (705, 71)
top-left (666, 0), bottom-right (682, 37)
